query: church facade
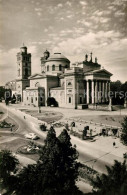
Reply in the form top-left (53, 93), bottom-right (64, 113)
top-left (6, 45), bottom-right (113, 109)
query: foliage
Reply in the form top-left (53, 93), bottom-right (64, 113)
top-left (47, 97), bottom-right (58, 107)
top-left (0, 128), bottom-right (82, 195)
top-left (0, 150), bottom-right (19, 194)
top-left (11, 94), bottom-right (16, 104)
top-left (0, 86), bottom-right (5, 99)
top-left (37, 127), bottom-right (80, 194)
top-left (91, 160), bottom-right (127, 195)
top-left (110, 80), bottom-right (127, 105)
top-left (4, 89), bottom-right (12, 105)
top-left (121, 116), bottom-right (127, 145)
top-left (15, 164), bottom-right (37, 195)
top-left (40, 123), bottom-right (47, 131)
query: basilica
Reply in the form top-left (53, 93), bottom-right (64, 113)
top-left (6, 45), bottom-right (113, 109)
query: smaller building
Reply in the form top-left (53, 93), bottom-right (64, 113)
top-left (23, 87), bottom-right (45, 107)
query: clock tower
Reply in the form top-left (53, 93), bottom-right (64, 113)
top-left (16, 45), bottom-right (31, 101)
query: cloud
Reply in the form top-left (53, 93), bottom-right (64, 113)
top-left (77, 20), bottom-right (92, 27)
top-left (100, 17), bottom-right (110, 23)
top-left (44, 28), bottom-right (48, 32)
top-left (57, 3), bottom-right (63, 8)
top-left (79, 1), bottom-right (87, 6)
top-left (52, 30), bottom-right (123, 59)
top-left (67, 14), bottom-right (74, 19)
top-left (59, 29), bottom-right (73, 36)
top-left (115, 11), bottom-right (125, 17)
top-left (94, 10), bottom-right (103, 16)
top-left (66, 1), bottom-right (72, 7)
top-left (0, 48), bottom-right (18, 84)
top-left (0, 45), bottom-right (40, 85)
top-left (52, 30), bottom-right (127, 81)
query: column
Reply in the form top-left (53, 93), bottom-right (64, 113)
top-left (98, 81), bottom-right (102, 103)
top-left (95, 80), bottom-right (98, 103)
top-left (105, 81), bottom-right (108, 102)
top-left (86, 80), bottom-right (89, 104)
top-left (92, 80), bottom-right (95, 104)
top-left (107, 81), bottom-right (110, 102)
top-left (102, 81), bottom-right (105, 103)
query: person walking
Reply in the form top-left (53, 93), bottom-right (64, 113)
top-left (113, 142), bottom-right (116, 147)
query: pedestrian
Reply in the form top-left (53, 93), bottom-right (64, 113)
top-left (113, 142), bottom-right (116, 147)
top-left (24, 116), bottom-right (26, 119)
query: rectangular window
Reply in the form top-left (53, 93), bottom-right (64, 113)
top-left (80, 97), bottom-right (82, 104)
top-left (69, 97), bottom-right (71, 103)
top-left (27, 97), bottom-right (28, 100)
top-left (31, 97), bottom-right (33, 103)
top-left (35, 97), bottom-right (37, 101)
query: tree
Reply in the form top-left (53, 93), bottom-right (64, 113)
top-left (47, 97), bottom-right (58, 107)
top-left (15, 164), bottom-right (37, 195)
top-left (58, 129), bottom-right (79, 193)
top-left (0, 86), bottom-right (5, 100)
top-left (11, 94), bottom-right (16, 104)
top-left (91, 160), bottom-right (127, 195)
top-left (121, 116), bottom-right (127, 145)
top-left (110, 80), bottom-right (122, 92)
top-left (0, 150), bottom-right (19, 194)
top-left (37, 127), bottom-right (80, 195)
top-left (0, 129), bottom-right (82, 195)
top-left (121, 81), bottom-right (127, 94)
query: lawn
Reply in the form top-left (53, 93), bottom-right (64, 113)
top-left (20, 109), bottom-right (63, 123)
top-left (71, 115), bottom-right (126, 127)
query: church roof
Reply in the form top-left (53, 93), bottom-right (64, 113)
top-left (84, 68), bottom-right (113, 76)
top-left (46, 53), bottom-right (70, 62)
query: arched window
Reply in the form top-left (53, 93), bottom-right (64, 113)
top-left (68, 82), bottom-right (72, 86)
top-left (47, 65), bottom-right (49, 71)
top-left (35, 82), bottom-right (40, 87)
top-left (52, 64), bottom-right (55, 71)
top-left (59, 64), bottom-right (62, 71)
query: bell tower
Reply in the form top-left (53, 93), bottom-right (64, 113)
top-left (16, 45), bottom-right (31, 101)
top-left (40, 49), bottom-right (50, 73)
top-left (17, 44), bottom-right (31, 79)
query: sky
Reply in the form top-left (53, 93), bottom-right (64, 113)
top-left (0, 0), bottom-right (127, 85)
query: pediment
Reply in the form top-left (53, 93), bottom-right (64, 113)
top-left (29, 73), bottom-right (45, 79)
top-left (93, 69), bottom-right (113, 76)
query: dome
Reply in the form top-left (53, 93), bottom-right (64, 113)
top-left (46, 53), bottom-right (70, 62)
